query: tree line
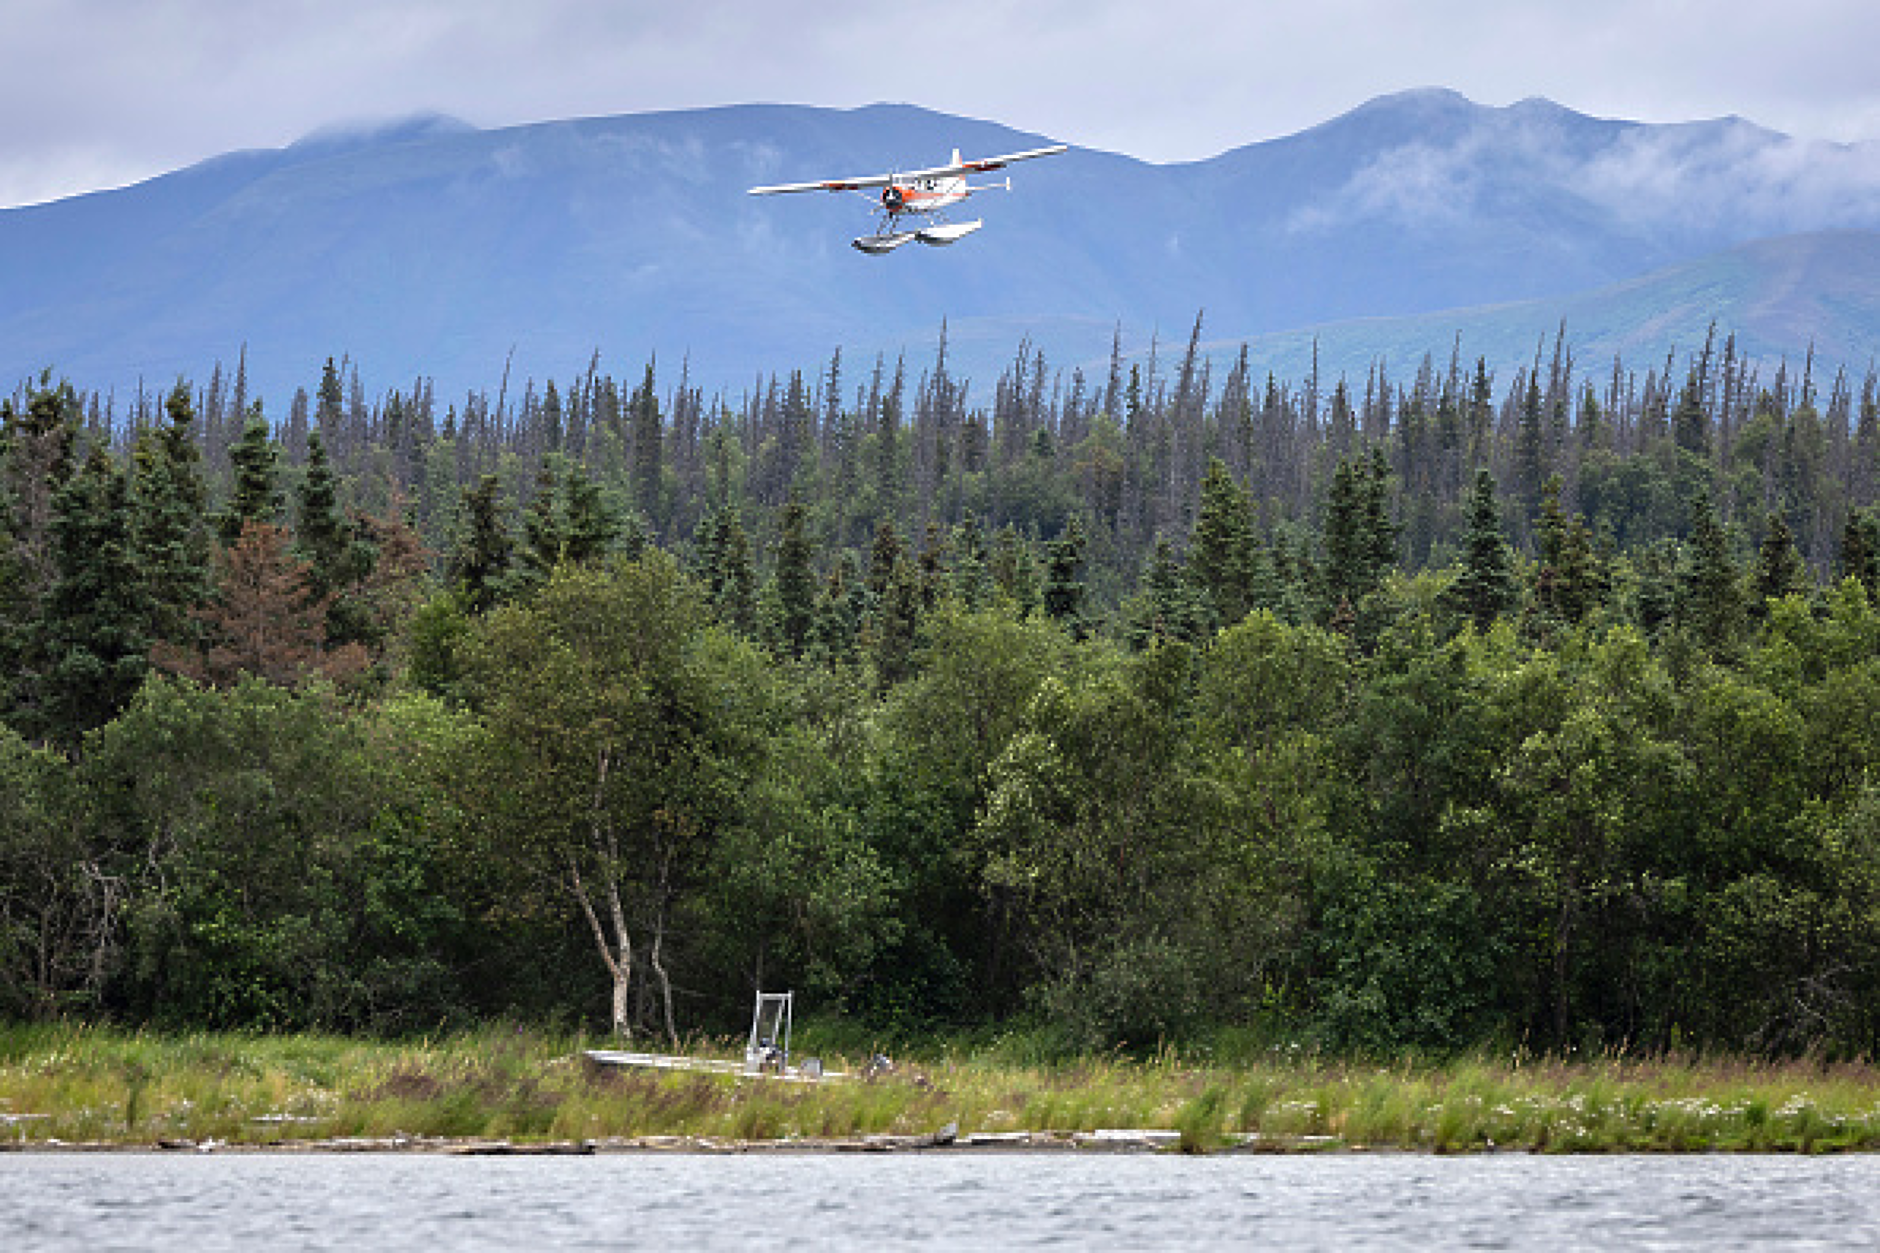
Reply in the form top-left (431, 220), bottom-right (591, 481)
top-left (3, 316), bottom-right (1880, 1056)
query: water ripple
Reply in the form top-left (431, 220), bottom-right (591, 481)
top-left (1, 1152), bottom-right (1877, 1250)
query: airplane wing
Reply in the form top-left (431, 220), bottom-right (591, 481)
top-left (892, 144), bottom-right (1070, 183)
top-left (747, 144), bottom-right (1067, 195)
top-left (747, 171), bottom-right (895, 195)
top-left (953, 144), bottom-right (1070, 174)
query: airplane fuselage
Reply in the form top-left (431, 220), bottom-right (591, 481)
top-left (881, 172), bottom-right (971, 218)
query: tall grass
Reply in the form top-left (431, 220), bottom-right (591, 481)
top-left (2, 1022), bottom-right (1878, 1152)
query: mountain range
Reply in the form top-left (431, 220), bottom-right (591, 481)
top-left (3, 89), bottom-right (1878, 409)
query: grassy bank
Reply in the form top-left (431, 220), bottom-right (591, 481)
top-left (3, 1023), bottom-right (1879, 1153)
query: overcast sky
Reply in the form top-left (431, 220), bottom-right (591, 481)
top-left (4, 0), bottom-right (1878, 208)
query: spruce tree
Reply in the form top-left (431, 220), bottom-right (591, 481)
top-left (1678, 490), bottom-right (1743, 656)
top-left (160, 521), bottom-right (366, 688)
top-left (1532, 474), bottom-right (1600, 627)
top-left (131, 382), bottom-right (212, 650)
top-left (711, 507), bottom-right (758, 636)
top-left (872, 557), bottom-right (920, 690)
top-left (1130, 536), bottom-right (1208, 647)
top-left (950, 511), bottom-right (989, 609)
top-left (1839, 507), bottom-right (1880, 597)
top-left (630, 363), bottom-right (662, 525)
top-left (1320, 457), bottom-right (1369, 615)
top-left (774, 494), bottom-right (816, 657)
top-left (989, 524), bottom-right (1038, 615)
top-left (561, 464), bottom-right (617, 564)
top-left (1040, 515), bottom-right (1087, 635)
top-left (1513, 368), bottom-right (1547, 531)
top-left (808, 554), bottom-right (863, 664)
top-left (1187, 457), bottom-right (1257, 631)
top-left (220, 403), bottom-right (282, 545)
top-left (1362, 446), bottom-right (1399, 586)
top-left (0, 374), bottom-right (78, 604)
top-left (293, 430), bottom-right (350, 599)
top-left (1449, 469), bottom-right (1517, 632)
top-left (35, 446), bottom-right (152, 745)
top-left (517, 460), bottom-right (568, 594)
top-left (867, 520), bottom-right (904, 604)
top-left (452, 474), bottom-right (513, 614)
top-left (1752, 510), bottom-right (1808, 607)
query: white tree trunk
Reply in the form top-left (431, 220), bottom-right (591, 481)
top-left (569, 746), bottom-right (635, 1039)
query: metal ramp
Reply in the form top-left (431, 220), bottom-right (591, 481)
top-left (744, 991), bottom-right (793, 1074)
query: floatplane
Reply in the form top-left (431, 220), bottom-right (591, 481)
top-left (747, 142), bottom-right (1067, 254)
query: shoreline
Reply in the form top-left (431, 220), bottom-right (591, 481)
top-left (6, 1025), bottom-right (1880, 1156)
top-left (2, 1129), bottom-right (1870, 1156)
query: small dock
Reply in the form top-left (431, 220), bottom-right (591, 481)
top-left (582, 1049), bottom-right (843, 1082)
top-left (582, 1050), bottom-right (748, 1076)
top-left (584, 990), bottom-right (842, 1081)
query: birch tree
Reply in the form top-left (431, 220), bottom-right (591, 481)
top-left (460, 555), bottom-right (759, 1040)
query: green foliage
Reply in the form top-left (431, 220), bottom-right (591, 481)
top-left (84, 677), bottom-right (477, 1030)
top-left (1311, 864), bottom-right (1502, 1055)
top-left (13, 341), bottom-right (1880, 1059)
top-left (1447, 469), bottom-right (1516, 632)
top-left (33, 445), bottom-right (152, 745)
top-left (220, 404), bottom-right (282, 545)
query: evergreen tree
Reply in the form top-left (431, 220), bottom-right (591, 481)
top-left (866, 519), bottom-right (904, 604)
top-left (1678, 490), bottom-right (1743, 656)
top-left (157, 521), bottom-right (366, 688)
top-left (1362, 446), bottom-right (1399, 584)
top-left (1839, 507), bottom-right (1880, 597)
top-left (872, 557), bottom-right (920, 690)
top-left (131, 382), bottom-right (212, 649)
top-left (1130, 536), bottom-right (1208, 647)
top-left (949, 511), bottom-right (990, 608)
top-left (34, 446), bottom-right (151, 745)
top-left (293, 430), bottom-right (351, 599)
top-left (1186, 457), bottom-right (1257, 631)
top-left (1040, 515), bottom-right (1087, 635)
top-left (1513, 367), bottom-right (1547, 531)
top-left (1531, 474), bottom-right (1601, 627)
top-left (0, 374), bottom-right (78, 604)
top-left (516, 460), bottom-right (568, 594)
top-left (1751, 510), bottom-right (1808, 607)
top-left (1321, 457), bottom-right (1371, 615)
top-left (1448, 469), bottom-right (1517, 632)
top-left (220, 403), bottom-right (282, 545)
top-left (915, 522), bottom-right (948, 612)
top-left (710, 506), bottom-right (758, 636)
top-left (989, 524), bottom-right (1038, 615)
top-left (561, 464), bottom-right (617, 564)
top-left (1672, 361), bottom-right (1710, 459)
top-left (808, 553), bottom-right (863, 664)
top-left (314, 357), bottom-right (344, 443)
top-left (452, 474), bottom-right (513, 614)
top-left (774, 494), bottom-right (816, 657)
top-left (630, 363), bottom-right (662, 525)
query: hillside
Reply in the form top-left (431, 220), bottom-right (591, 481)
top-left (2, 92), bottom-right (1878, 405)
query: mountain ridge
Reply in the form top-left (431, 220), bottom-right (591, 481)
top-left (3, 92), bottom-right (1878, 407)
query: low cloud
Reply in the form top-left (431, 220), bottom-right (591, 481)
top-left (1287, 102), bottom-right (1880, 243)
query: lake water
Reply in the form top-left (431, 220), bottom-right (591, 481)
top-left (4, 1151), bottom-right (1879, 1250)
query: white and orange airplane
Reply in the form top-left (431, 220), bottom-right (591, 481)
top-left (747, 143), bottom-right (1067, 254)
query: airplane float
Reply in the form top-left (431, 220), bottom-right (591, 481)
top-left (747, 143), bottom-right (1067, 254)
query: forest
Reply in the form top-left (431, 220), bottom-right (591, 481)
top-left (4, 315), bottom-right (1880, 1059)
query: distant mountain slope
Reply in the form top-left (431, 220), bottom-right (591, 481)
top-left (3, 92), bottom-right (1878, 406)
top-left (1222, 228), bottom-right (1880, 390)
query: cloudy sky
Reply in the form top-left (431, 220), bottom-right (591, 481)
top-left (4, 0), bottom-right (1877, 208)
